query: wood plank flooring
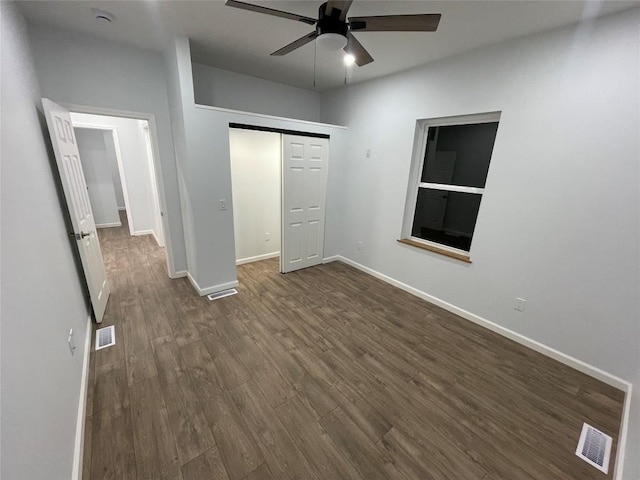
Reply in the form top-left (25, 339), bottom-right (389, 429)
top-left (84, 216), bottom-right (625, 480)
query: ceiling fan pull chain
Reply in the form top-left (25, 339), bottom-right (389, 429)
top-left (313, 38), bottom-right (317, 88)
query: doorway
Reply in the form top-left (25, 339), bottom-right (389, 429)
top-left (229, 126), bottom-right (329, 275)
top-left (70, 111), bottom-right (168, 271)
top-left (229, 128), bottom-right (282, 265)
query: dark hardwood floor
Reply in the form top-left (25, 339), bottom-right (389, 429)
top-left (84, 215), bottom-right (625, 480)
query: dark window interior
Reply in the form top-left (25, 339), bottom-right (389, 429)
top-left (411, 120), bottom-right (499, 252)
top-left (411, 189), bottom-right (483, 251)
top-left (421, 122), bottom-right (499, 188)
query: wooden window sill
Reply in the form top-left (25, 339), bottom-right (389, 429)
top-left (397, 238), bottom-right (472, 263)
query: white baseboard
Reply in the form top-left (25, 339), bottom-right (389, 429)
top-left (72, 315), bottom-right (92, 480)
top-left (330, 255), bottom-right (630, 389)
top-left (187, 272), bottom-right (239, 296)
top-left (95, 222), bottom-right (121, 229)
top-left (171, 270), bottom-right (188, 279)
top-left (236, 251), bottom-right (280, 265)
top-left (324, 255), bottom-right (633, 480)
top-left (133, 229), bottom-right (154, 236)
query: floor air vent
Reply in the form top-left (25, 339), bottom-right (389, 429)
top-left (95, 325), bottom-right (116, 350)
top-left (575, 422), bottom-right (612, 474)
top-left (207, 288), bottom-right (238, 301)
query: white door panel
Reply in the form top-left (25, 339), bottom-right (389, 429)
top-left (43, 99), bottom-right (110, 322)
top-left (289, 167), bottom-right (305, 209)
top-left (306, 168), bottom-right (322, 208)
top-left (307, 220), bottom-right (320, 260)
top-left (281, 135), bottom-right (328, 273)
top-left (288, 222), bottom-right (303, 264)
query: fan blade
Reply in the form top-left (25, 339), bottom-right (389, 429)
top-left (271, 31), bottom-right (318, 56)
top-left (225, 0), bottom-right (316, 25)
top-left (344, 32), bottom-right (373, 66)
top-left (349, 14), bottom-right (441, 32)
top-left (326, 0), bottom-right (353, 21)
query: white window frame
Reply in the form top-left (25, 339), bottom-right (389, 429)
top-left (401, 111), bottom-right (501, 256)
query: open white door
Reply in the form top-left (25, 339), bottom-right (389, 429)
top-left (42, 99), bottom-right (110, 322)
top-left (281, 135), bottom-right (329, 273)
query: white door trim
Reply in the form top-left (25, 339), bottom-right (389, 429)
top-left (62, 103), bottom-right (178, 278)
top-left (141, 121), bottom-right (164, 247)
top-left (71, 316), bottom-right (92, 480)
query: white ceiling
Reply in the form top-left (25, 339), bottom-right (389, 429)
top-left (18, 0), bottom-right (639, 91)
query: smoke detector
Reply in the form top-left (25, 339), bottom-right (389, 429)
top-left (92, 8), bottom-right (114, 23)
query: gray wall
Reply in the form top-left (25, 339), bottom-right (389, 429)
top-left (164, 35), bottom-right (199, 280)
top-left (0, 3), bottom-right (91, 478)
top-left (321, 9), bottom-right (640, 477)
top-left (75, 127), bottom-right (121, 227)
top-left (27, 23), bottom-right (187, 275)
top-left (192, 62), bottom-right (321, 122)
top-left (165, 37), bottom-right (348, 294)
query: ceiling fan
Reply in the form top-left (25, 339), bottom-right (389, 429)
top-left (225, 0), bottom-right (441, 66)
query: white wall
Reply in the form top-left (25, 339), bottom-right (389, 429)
top-left (192, 62), bottom-right (322, 122)
top-left (28, 23), bottom-right (186, 275)
top-left (230, 129), bottom-right (281, 262)
top-left (71, 113), bottom-right (163, 244)
top-left (0, 3), bottom-right (91, 478)
top-left (75, 127), bottom-right (121, 227)
top-left (321, 9), bottom-right (640, 478)
top-left (164, 35), bottom-right (199, 281)
top-left (105, 129), bottom-right (126, 209)
top-left (164, 37), bottom-right (348, 295)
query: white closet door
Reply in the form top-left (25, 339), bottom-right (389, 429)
top-left (281, 135), bottom-right (329, 273)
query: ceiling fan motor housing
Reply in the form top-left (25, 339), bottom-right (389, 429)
top-left (317, 2), bottom-right (348, 38)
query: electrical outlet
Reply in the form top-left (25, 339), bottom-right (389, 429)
top-left (219, 199), bottom-right (227, 211)
top-left (68, 328), bottom-right (76, 355)
top-left (514, 297), bottom-right (526, 312)
top-left (357, 241), bottom-right (363, 251)
top-left (265, 232), bottom-right (270, 241)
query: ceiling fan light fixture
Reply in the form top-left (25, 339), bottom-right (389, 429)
top-left (316, 32), bottom-right (348, 51)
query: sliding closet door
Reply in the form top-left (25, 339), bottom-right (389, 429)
top-left (281, 135), bottom-right (329, 273)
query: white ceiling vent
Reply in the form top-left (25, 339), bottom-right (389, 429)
top-left (575, 422), bottom-right (612, 474)
top-left (207, 288), bottom-right (238, 301)
top-left (95, 325), bottom-right (116, 350)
